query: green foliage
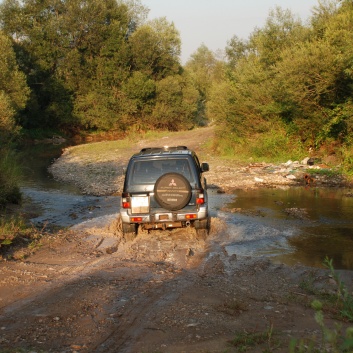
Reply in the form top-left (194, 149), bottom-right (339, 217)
top-left (0, 214), bottom-right (48, 260)
top-left (290, 258), bottom-right (353, 352)
top-left (0, 31), bottom-right (30, 112)
top-left (0, 149), bottom-right (21, 206)
top-left (249, 6), bottom-right (306, 66)
top-left (229, 325), bottom-right (276, 352)
top-left (129, 17), bottom-right (181, 79)
top-left (213, 122), bottom-right (305, 163)
top-left (339, 145), bottom-right (353, 176)
top-left (0, 0), bottom-right (196, 134)
top-left (0, 91), bottom-right (17, 145)
top-left (0, 215), bottom-right (27, 246)
top-left (1, 0), bottom-right (353, 170)
top-left (209, 0), bottom-right (353, 169)
top-left (0, 31), bottom-right (29, 145)
top-left (151, 74), bottom-right (199, 130)
top-left (185, 44), bottom-right (225, 125)
top-left (323, 257), bottom-right (353, 322)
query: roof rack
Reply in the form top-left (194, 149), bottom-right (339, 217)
top-left (140, 147), bottom-right (159, 152)
top-left (140, 146), bottom-right (188, 152)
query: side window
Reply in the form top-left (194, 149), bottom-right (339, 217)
top-left (193, 155), bottom-right (202, 174)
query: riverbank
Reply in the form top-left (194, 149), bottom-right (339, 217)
top-left (48, 126), bottom-right (349, 196)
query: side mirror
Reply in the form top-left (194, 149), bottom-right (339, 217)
top-left (201, 162), bottom-right (209, 172)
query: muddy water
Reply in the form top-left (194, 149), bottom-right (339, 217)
top-left (223, 188), bottom-right (353, 270)
top-left (19, 143), bottom-right (119, 228)
top-left (18, 143), bottom-right (353, 270)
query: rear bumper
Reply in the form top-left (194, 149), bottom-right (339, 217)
top-left (120, 206), bottom-right (208, 228)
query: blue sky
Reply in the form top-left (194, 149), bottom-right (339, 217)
top-left (142, 0), bottom-right (320, 63)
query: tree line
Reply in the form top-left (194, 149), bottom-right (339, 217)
top-left (207, 0), bottom-right (353, 170)
top-left (1, 0), bottom-right (352, 205)
top-left (0, 0), bottom-right (200, 139)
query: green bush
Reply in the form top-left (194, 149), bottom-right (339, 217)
top-left (214, 125), bottom-right (306, 163)
top-left (0, 149), bottom-right (22, 206)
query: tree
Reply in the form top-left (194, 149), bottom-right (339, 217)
top-left (0, 0), bottom-right (134, 131)
top-left (185, 44), bottom-right (225, 125)
top-left (121, 71), bottom-right (156, 128)
top-left (0, 31), bottom-right (29, 143)
top-left (129, 17), bottom-right (182, 80)
top-left (225, 35), bottom-right (250, 68)
top-left (249, 6), bottom-right (306, 67)
top-left (151, 74), bottom-right (199, 130)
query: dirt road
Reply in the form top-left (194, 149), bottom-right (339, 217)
top-left (0, 126), bottom-right (352, 353)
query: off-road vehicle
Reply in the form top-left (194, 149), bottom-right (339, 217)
top-left (120, 146), bottom-right (209, 238)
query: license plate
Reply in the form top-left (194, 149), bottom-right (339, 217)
top-left (159, 214), bottom-right (169, 220)
top-left (131, 196), bottom-right (149, 213)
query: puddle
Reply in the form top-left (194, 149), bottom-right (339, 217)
top-left (221, 187), bottom-right (353, 270)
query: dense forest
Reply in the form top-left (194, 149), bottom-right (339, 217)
top-left (0, 0), bottom-right (353, 205)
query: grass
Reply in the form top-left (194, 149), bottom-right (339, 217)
top-left (66, 129), bottom-right (176, 156)
top-left (229, 325), bottom-right (279, 352)
top-left (289, 300), bottom-right (353, 353)
top-left (298, 259), bottom-right (353, 322)
top-left (0, 214), bottom-right (46, 260)
top-left (290, 258), bottom-right (353, 353)
top-left (323, 257), bottom-right (353, 323)
top-left (66, 127), bottom-right (208, 159)
top-left (305, 168), bottom-right (341, 178)
top-left (213, 128), bottom-right (306, 164)
top-left (0, 148), bottom-right (22, 206)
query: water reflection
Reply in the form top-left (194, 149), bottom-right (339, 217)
top-left (18, 142), bottom-right (80, 193)
top-left (224, 187), bottom-right (353, 270)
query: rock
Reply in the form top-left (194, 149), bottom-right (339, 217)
top-left (307, 158), bottom-right (315, 165)
top-left (285, 174), bottom-right (296, 180)
top-left (301, 157), bottom-right (310, 165)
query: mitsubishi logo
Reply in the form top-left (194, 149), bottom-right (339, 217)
top-left (169, 179), bottom-right (177, 186)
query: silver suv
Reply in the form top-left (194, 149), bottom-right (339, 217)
top-left (120, 146), bottom-right (209, 238)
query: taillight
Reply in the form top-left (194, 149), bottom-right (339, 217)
top-left (185, 214), bottom-right (197, 219)
top-left (131, 217), bottom-right (143, 222)
top-left (122, 193), bottom-right (131, 209)
top-left (196, 189), bottom-right (205, 205)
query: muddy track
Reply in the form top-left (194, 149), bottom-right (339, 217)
top-left (1, 221), bottom-right (351, 353)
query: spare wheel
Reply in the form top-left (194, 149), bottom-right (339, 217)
top-left (154, 172), bottom-right (192, 211)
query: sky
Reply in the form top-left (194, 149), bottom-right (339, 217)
top-left (142, 0), bottom-right (320, 63)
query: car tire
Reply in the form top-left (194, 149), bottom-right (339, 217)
top-left (195, 218), bottom-right (210, 240)
top-left (122, 223), bottom-right (137, 241)
top-left (154, 173), bottom-right (192, 211)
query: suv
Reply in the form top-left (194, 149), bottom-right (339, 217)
top-left (120, 146), bottom-right (210, 238)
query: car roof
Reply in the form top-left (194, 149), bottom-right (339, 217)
top-left (132, 146), bottom-right (194, 158)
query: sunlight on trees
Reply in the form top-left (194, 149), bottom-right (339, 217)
top-left (0, 0), bottom-right (352, 171)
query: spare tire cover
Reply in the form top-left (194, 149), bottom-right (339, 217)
top-left (154, 173), bottom-right (192, 211)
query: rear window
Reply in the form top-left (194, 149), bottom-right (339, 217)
top-left (128, 158), bottom-right (194, 185)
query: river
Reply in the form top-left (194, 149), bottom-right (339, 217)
top-left (18, 141), bottom-right (353, 270)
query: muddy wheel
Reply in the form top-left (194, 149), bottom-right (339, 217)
top-left (154, 173), bottom-right (191, 211)
top-left (122, 223), bottom-right (137, 241)
top-left (195, 218), bottom-right (210, 240)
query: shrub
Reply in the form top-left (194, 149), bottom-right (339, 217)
top-left (0, 149), bottom-right (22, 206)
